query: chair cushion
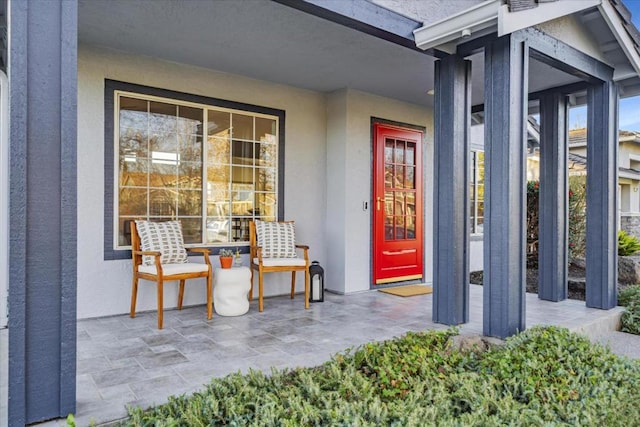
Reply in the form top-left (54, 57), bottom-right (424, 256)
top-left (255, 220), bottom-right (297, 258)
top-left (253, 257), bottom-right (307, 267)
top-left (138, 263), bottom-right (209, 275)
top-left (135, 220), bottom-right (188, 266)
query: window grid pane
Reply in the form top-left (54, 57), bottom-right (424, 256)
top-left (470, 150), bottom-right (485, 234)
top-left (117, 92), bottom-right (278, 247)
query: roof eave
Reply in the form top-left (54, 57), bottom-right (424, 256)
top-left (413, 0), bottom-right (639, 83)
top-left (598, 0), bottom-right (640, 81)
top-left (413, 0), bottom-right (499, 53)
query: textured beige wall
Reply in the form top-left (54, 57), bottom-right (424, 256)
top-left (77, 45), bottom-right (327, 318)
top-left (326, 89), bottom-right (434, 292)
top-left (536, 15), bottom-right (607, 63)
top-left (372, 0), bottom-right (485, 23)
top-left (77, 43), bottom-right (440, 317)
top-left (325, 90), bottom-right (349, 293)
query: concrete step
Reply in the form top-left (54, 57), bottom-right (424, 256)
top-left (568, 306), bottom-right (624, 338)
top-left (565, 305), bottom-right (640, 360)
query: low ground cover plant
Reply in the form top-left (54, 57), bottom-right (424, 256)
top-left (123, 326), bottom-right (640, 426)
top-left (620, 284), bottom-right (640, 335)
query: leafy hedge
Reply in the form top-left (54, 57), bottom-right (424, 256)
top-left (123, 327), bottom-right (640, 426)
top-left (527, 176), bottom-right (586, 268)
top-left (620, 285), bottom-right (640, 335)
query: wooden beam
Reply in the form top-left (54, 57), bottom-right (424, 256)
top-left (433, 55), bottom-right (471, 325)
top-left (483, 34), bottom-right (528, 339)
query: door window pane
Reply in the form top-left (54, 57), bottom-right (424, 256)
top-left (407, 216), bottom-right (416, 239)
top-left (395, 192), bottom-right (405, 216)
top-left (395, 166), bottom-right (405, 189)
top-left (385, 140), bottom-right (394, 163)
top-left (395, 141), bottom-right (405, 164)
top-left (385, 216), bottom-right (394, 240)
top-left (406, 144), bottom-right (415, 166)
top-left (395, 216), bottom-right (405, 239)
top-left (385, 164), bottom-right (393, 187)
top-left (406, 167), bottom-right (415, 189)
top-left (470, 150), bottom-right (485, 234)
top-left (385, 191), bottom-right (393, 215)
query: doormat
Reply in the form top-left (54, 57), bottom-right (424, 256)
top-left (378, 285), bottom-right (433, 297)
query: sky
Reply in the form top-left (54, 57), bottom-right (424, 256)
top-left (570, 0), bottom-right (640, 131)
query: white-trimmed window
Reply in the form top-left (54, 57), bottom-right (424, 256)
top-left (113, 88), bottom-right (280, 250)
top-left (470, 150), bottom-right (484, 234)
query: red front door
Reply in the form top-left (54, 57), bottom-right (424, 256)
top-left (373, 123), bottom-right (423, 285)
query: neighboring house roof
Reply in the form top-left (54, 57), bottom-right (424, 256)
top-left (569, 127), bottom-right (640, 147)
top-left (566, 152), bottom-right (640, 179)
top-left (568, 152), bottom-right (587, 171)
top-left (567, 127), bottom-right (640, 179)
top-left (568, 128), bottom-right (588, 147)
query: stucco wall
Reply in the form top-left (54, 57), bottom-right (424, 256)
top-left (325, 91), bottom-right (348, 293)
top-left (77, 45), bottom-right (439, 318)
top-left (372, 0), bottom-right (484, 24)
top-left (77, 45), bottom-right (328, 319)
top-left (536, 15), bottom-right (606, 63)
top-left (326, 89), bottom-right (434, 293)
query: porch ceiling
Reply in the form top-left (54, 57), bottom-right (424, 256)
top-left (78, 0), bottom-right (587, 110)
top-left (85, 0), bottom-right (640, 115)
top-left (78, 0), bottom-right (438, 107)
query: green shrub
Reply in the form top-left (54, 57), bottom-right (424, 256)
top-left (526, 177), bottom-right (587, 266)
top-left (526, 181), bottom-right (540, 268)
top-left (620, 285), bottom-right (640, 335)
top-left (622, 304), bottom-right (640, 335)
top-left (122, 327), bottom-right (640, 426)
top-left (568, 176), bottom-right (587, 261)
top-left (618, 230), bottom-right (640, 256)
top-left (619, 285), bottom-right (640, 307)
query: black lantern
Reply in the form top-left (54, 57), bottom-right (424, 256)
top-left (309, 261), bottom-right (324, 303)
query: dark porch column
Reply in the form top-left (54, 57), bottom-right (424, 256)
top-left (9, 0), bottom-right (78, 424)
top-left (432, 55), bottom-right (471, 325)
top-left (586, 81), bottom-right (618, 309)
top-left (483, 35), bottom-right (528, 338)
top-left (538, 92), bottom-right (568, 301)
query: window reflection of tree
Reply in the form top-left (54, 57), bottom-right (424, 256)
top-left (118, 95), bottom-right (279, 246)
top-left (118, 101), bottom-right (204, 242)
top-left (382, 138), bottom-right (417, 241)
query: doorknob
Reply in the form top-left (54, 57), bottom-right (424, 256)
top-left (377, 197), bottom-right (382, 211)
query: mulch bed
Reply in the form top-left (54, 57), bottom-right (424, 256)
top-left (470, 264), bottom-right (587, 301)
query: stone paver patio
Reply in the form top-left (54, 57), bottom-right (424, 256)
top-left (3, 284), bottom-right (629, 426)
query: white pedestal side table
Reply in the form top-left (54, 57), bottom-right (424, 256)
top-left (213, 266), bottom-right (251, 316)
